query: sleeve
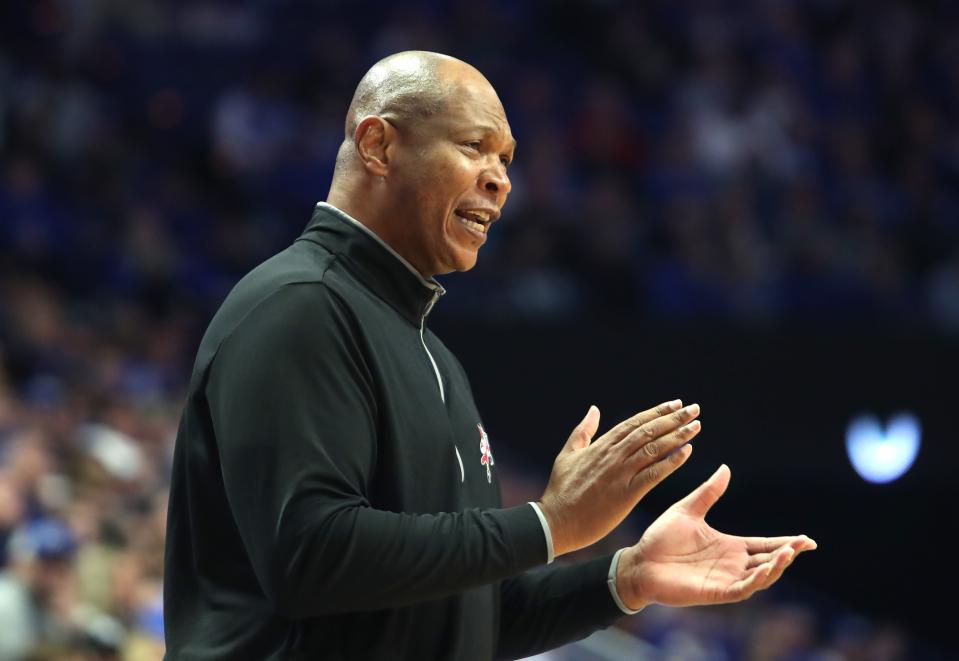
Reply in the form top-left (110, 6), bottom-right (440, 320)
top-left (526, 504), bottom-right (638, 615)
top-left (494, 555), bottom-right (627, 660)
top-left (608, 548), bottom-right (642, 615)
top-left (527, 502), bottom-right (555, 564)
top-left (205, 283), bottom-right (548, 619)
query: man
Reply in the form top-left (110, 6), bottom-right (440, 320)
top-left (164, 51), bottom-right (816, 660)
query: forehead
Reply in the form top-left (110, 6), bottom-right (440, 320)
top-left (439, 76), bottom-right (514, 144)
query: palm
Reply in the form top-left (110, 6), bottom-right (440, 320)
top-left (624, 465), bottom-right (816, 608)
top-left (636, 508), bottom-right (755, 605)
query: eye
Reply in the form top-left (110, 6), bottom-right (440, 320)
top-left (464, 141), bottom-right (482, 150)
top-left (500, 155), bottom-right (511, 168)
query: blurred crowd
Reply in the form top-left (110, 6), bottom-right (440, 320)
top-left (0, 278), bottom-right (177, 659)
top-left (0, 0), bottom-right (953, 658)
top-left (3, 0), bottom-right (959, 327)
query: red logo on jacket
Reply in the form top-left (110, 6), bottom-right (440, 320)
top-left (478, 424), bottom-right (494, 483)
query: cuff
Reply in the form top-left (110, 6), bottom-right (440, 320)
top-left (607, 548), bottom-right (642, 615)
top-left (496, 504), bottom-right (553, 570)
top-left (527, 502), bottom-right (555, 564)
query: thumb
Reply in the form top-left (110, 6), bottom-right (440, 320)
top-left (675, 464), bottom-right (730, 518)
top-left (564, 405), bottom-right (600, 452)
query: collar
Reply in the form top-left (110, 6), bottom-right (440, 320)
top-left (297, 202), bottom-right (445, 326)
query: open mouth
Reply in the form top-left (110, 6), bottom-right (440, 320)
top-left (454, 209), bottom-right (493, 236)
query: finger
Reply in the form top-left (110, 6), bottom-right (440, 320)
top-left (627, 442), bottom-right (693, 493)
top-left (616, 403), bottom-right (700, 450)
top-left (625, 419), bottom-right (702, 468)
top-left (563, 405), bottom-right (601, 452)
top-left (791, 535), bottom-right (818, 552)
top-left (725, 546), bottom-right (794, 601)
top-left (745, 551), bottom-right (774, 569)
top-left (674, 463), bottom-right (730, 518)
top-left (744, 534), bottom-right (817, 554)
top-left (745, 540), bottom-right (809, 569)
top-left (753, 546), bottom-right (795, 591)
top-left (722, 566), bottom-right (770, 603)
top-left (604, 399), bottom-right (684, 442)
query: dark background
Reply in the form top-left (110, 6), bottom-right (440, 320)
top-left (437, 319), bottom-right (955, 648)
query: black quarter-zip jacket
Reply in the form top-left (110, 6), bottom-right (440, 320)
top-left (164, 204), bottom-right (625, 660)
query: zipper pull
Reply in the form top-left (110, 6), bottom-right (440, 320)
top-left (422, 291), bottom-right (439, 321)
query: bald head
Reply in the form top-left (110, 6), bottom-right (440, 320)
top-left (345, 51), bottom-right (461, 137)
top-left (334, 51), bottom-right (490, 174)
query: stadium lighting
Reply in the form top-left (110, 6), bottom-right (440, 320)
top-left (845, 413), bottom-right (921, 484)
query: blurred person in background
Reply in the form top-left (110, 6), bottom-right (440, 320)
top-left (163, 50), bottom-right (815, 660)
top-left (0, 518), bottom-right (79, 659)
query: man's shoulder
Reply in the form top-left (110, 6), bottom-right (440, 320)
top-left (193, 241), bottom-right (358, 374)
top-left (236, 237), bottom-right (337, 294)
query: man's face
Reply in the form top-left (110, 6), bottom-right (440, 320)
top-left (387, 72), bottom-right (514, 276)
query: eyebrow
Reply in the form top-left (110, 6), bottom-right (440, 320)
top-left (472, 124), bottom-right (517, 151)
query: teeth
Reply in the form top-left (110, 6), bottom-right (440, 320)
top-left (460, 210), bottom-right (491, 223)
top-left (459, 217), bottom-right (487, 234)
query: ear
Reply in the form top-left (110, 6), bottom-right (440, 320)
top-left (354, 116), bottom-right (395, 177)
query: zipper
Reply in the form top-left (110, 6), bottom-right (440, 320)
top-left (420, 292), bottom-right (444, 403)
top-left (454, 446), bottom-right (465, 482)
top-left (420, 292), bottom-right (463, 483)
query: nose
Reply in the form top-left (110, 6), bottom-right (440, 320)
top-left (478, 161), bottom-right (511, 204)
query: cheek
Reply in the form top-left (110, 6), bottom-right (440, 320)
top-left (431, 150), bottom-right (477, 194)
top-left (405, 149), bottom-right (479, 246)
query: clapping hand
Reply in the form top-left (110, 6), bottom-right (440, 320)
top-left (616, 465), bottom-right (817, 610)
top-left (538, 400), bottom-right (702, 557)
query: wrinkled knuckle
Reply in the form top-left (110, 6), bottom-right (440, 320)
top-left (643, 441), bottom-right (659, 458)
top-left (642, 425), bottom-right (656, 440)
top-left (644, 464), bottom-right (660, 483)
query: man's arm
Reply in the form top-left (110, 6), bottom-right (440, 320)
top-left (495, 555), bottom-right (625, 660)
top-left (492, 507), bottom-right (636, 658)
top-left (206, 283), bottom-right (548, 618)
top-left (497, 466), bottom-right (818, 659)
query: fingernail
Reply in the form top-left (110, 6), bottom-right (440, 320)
top-left (684, 403), bottom-right (700, 416)
top-left (668, 399), bottom-right (682, 410)
top-left (684, 420), bottom-right (701, 432)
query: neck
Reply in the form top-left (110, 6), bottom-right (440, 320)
top-left (325, 183), bottom-right (433, 278)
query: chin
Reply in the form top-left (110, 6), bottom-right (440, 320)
top-left (435, 261), bottom-right (477, 276)
top-left (435, 246), bottom-right (480, 274)
top-left (453, 251), bottom-right (480, 273)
